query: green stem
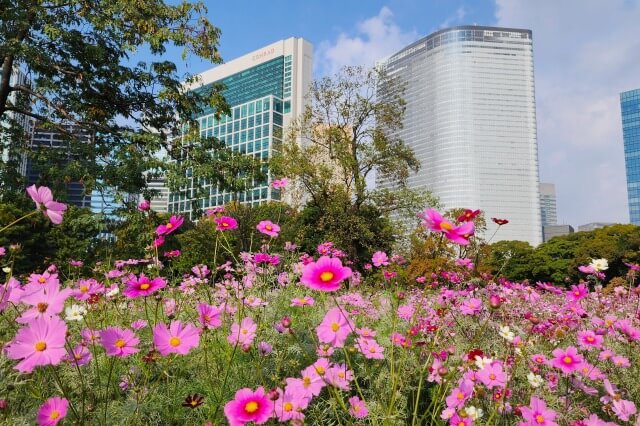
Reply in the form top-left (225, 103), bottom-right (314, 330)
top-left (0, 210), bottom-right (38, 233)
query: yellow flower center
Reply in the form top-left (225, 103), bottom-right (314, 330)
top-left (489, 373), bottom-right (496, 380)
top-left (535, 357), bottom-right (543, 363)
top-left (50, 410), bottom-right (60, 420)
top-left (574, 291), bottom-right (580, 296)
top-left (320, 271), bottom-right (334, 282)
top-left (265, 225), bottom-right (272, 231)
top-left (315, 366), bottom-right (325, 375)
top-left (284, 402), bottom-right (293, 412)
top-left (440, 221), bottom-right (453, 231)
top-left (241, 328), bottom-right (248, 335)
top-left (369, 347), bottom-right (377, 353)
top-left (458, 422), bottom-right (465, 426)
top-left (338, 372), bottom-right (345, 378)
top-left (169, 337), bottom-right (181, 347)
top-left (586, 336), bottom-right (594, 342)
top-left (75, 353), bottom-right (82, 360)
top-left (38, 277), bottom-right (46, 284)
top-left (303, 376), bottom-right (311, 387)
top-left (222, 222), bottom-right (229, 227)
top-left (245, 401), bottom-right (259, 413)
top-left (204, 315), bottom-right (211, 321)
top-left (166, 223), bottom-right (173, 229)
top-left (140, 283), bottom-right (150, 290)
top-left (34, 341), bottom-right (47, 352)
top-left (563, 356), bottom-right (573, 364)
top-left (115, 339), bottom-right (126, 348)
top-left (191, 400), bottom-right (198, 406)
top-left (456, 392), bottom-right (464, 400)
top-left (37, 302), bottom-right (48, 313)
top-left (80, 285), bottom-right (89, 293)
top-left (354, 405), bottom-right (360, 412)
top-left (536, 414), bottom-right (545, 424)
top-left (331, 322), bottom-right (340, 332)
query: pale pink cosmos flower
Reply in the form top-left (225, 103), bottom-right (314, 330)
top-left (273, 389), bottom-right (307, 422)
top-left (325, 363), bottom-right (353, 390)
top-left (256, 220), bottom-right (280, 237)
top-left (271, 178), bottom-right (289, 189)
top-left (519, 396), bottom-right (558, 426)
top-left (153, 321), bottom-right (200, 356)
top-left (316, 307), bottom-right (354, 348)
top-left (460, 297), bottom-right (483, 315)
top-left (26, 185), bottom-right (67, 224)
top-left (612, 399), bottom-right (637, 422)
top-left (100, 327), bottom-right (140, 357)
top-left (444, 380), bottom-right (474, 409)
top-left (228, 317), bottom-right (257, 346)
top-left (17, 284), bottom-right (72, 324)
top-left (5, 316), bottom-right (68, 373)
top-left (286, 365), bottom-right (326, 398)
top-left (36, 396), bottom-right (69, 426)
top-left (197, 303), bottom-right (222, 329)
top-left (356, 337), bottom-right (384, 359)
top-left (477, 363), bottom-right (507, 389)
top-left (290, 296), bottom-right (314, 307)
top-left (371, 251), bottom-right (389, 267)
top-left (348, 396), bottom-right (368, 419)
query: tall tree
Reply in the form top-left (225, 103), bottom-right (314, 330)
top-left (0, 0), bottom-right (228, 200)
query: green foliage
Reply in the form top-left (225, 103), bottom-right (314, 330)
top-left (0, 0), bottom-right (227, 199)
top-left (485, 240), bottom-right (535, 282)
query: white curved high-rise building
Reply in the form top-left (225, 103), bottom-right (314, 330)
top-left (378, 26), bottom-right (542, 245)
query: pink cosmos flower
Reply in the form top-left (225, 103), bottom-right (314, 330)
top-left (356, 337), bottom-right (385, 359)
top-left (316, 307), bottom-right (354, 348)
top-left (348, 396), bottom-right (369, 419)
top-left (24, 271), bottom-right (59, 293)
top-left (153, 236), bottom-right (165, 247)
top-left (567, 283), bottom-right (588, 302)
top-left (519, 396), bottom-right (558, 426)
top-left (612, 399), bottom-right (637, 421)
top-left (131, 319), bottom-right (147, 330)
top-left (577, 330), bottom-right (603, 350)
top-left (325, 363), bottom-right (353, 390)
top-left (0, 277), bottom-right (21, 312)
top-left (271, 178), bottom-right (289, 189)
top-left (419, 208), bottom-right (475, 245)
top-left (138, 199), bottom-right (151, 211)
top-left (273, 389), bottom-right (307, 422)
top-left (198, 303), bottom-right (222, 329)
top-left (224, 387), bottom-right (272, 425)
top-left (445, 380), bottom-right (473, 409)
top-left (371, 251), bottom-right (389, 267)
top-left (72, 278), bottom-right (103, 301)
top-left (155, 215), bottom-right (184, 235)
top-left (287, 364), bottom-right (326, 398)
top-left (228, 317), bottom-right (257, 346)
top-left (17, 283), bottom-right (72, 324)
top-left (5, 316), bottom-right (68, 373)
top-left (0, 246), bottom-right (4, 256)
top-left (477, 363), bottom-right (507, 389)
top-left (100, 327), bottom-right (140, 357)
top-left (460, 297), bottom-right (483, 315)
top-left (26, 185), bottom-right (67, 225)
top-left (550, 346), bottom-right (584, 375)
top-left (123, 274), bottom-right (166, 298)
top-left (300, 256), bottom-right (352, 292)
top-left (214, 216), bottom-right (238, 231)
top-left (610, 355), bottom-right (630, 368)
top-left (36, 396), bottom-right (68, 426)
top-left (153, 321), bottom-right (200, 356)
top-left (290, 296), bottom-right (315, 307)
top-left (64, 344), bottom-right (92, 367)
top-left (256, 220), bottom-right (280, 238)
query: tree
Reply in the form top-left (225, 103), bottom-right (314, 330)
top-left (0, 1), bottom-right (228, 200)
top-left (485, 240), bottom-right (535, 281)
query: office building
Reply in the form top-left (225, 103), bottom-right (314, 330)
top-left (542, 224), bottom-right (573, 242)
top-left (169, 38), bottom-right (313, 219)
top-left (1, 66), bottom-right (32, 184)
top-left (621, 88), bottom-right (640, 224)
top-left (377, 26), bottom-right (542, 245)
top-left (577, 222), bottom-right (616, 232)
top-left (539, 183), bottom-right (557, 226)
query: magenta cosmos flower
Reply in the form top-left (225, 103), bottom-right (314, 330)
top-left (214, 216), bottom-right (238, 231)
top-left (419, 208), bottom-right (475, 245)
top-left (26, 185), bottom-right (67, 225)
top-left (36, 396), bottom-right (69, 426)
top-left (123, 274), bottom-right (166, 298)
top-left (197, 303), bottom-right (222, 329)
top-left (519, 396), bottom-right (558, 426)
top-left (224, 387), bottom-right (272, 425)
top-left (300, 256), bottom-right (352, 292)
top-left (6, 316), bottom-right (68, 373)
top-left (155, 215), bottom-right (184, 235)
top-left (256, 220), bottom-right (280, 238)
top-left (153, 321), bottom-right (200, 356)
top-left (100, 327), bottom-right (140, 357)
top-left (271, 178), bottom-right (289, 189)
top-left (550, 346), bottom-right (584, 375)
top-left (316, 307), bottom-right (354, 348)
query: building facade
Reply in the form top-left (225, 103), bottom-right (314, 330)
top-left (577, 222), bottom-right (616, 232)
top-left (1, 66), bottom-right (32, 182)
top-left (169, 38), bottom-right (313, 219)
top-left (539, 182), bottom-right (557, 226)
top-left (377, 26), bottom-right (542, 245)
top-left (621, 88), bottom-right (640, 224)
top-left (542, 224), bottom-right (573, 242)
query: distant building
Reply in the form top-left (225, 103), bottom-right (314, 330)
top-left (377, 26), bottom-right (542, 245)
top-left (621, 88), bottom-right (640, 224)
top-left (1, 66), bottom-right (33, 181)
top-left (169, 38), bottom-right (313, 220)
top-left (26, 123), bottom-right (92, 208)
top-left (147, 173), bottom-right (169, 214)
top-left (578, 222), bottom-right (616, 232)
top-left (539, 183), bottom-right (557, 226)
top-left (543, 224), bottom-right (573, 242)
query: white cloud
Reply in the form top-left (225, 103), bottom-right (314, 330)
top-left (495, 0), bottom-right (640, 226)
top-left (316, 7), bottom-right (419, 76)
top-left (439, 6), bottom-right (467, 29)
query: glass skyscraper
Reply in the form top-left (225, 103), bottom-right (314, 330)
top-left (539, 182), bottom-right (557, 226)
top-left (621, 88), bottom-right (640, 225)
top-left (169, 38), bottom-right (313, 219)
top-left (377, 26), bottom-right (542, 245)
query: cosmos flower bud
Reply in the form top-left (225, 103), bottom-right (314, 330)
top-left (489, 294), bottom-right (502, 309)
top-left (267, 388), bottom-right (280, 401)
top-left (280, 316), bottom-right (291, 329)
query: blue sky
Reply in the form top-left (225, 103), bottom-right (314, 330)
top-left (165, 0), bottom-right (640, 229)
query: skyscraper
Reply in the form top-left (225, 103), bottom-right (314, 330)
top-left (621, 88), bottom-right (640, 225)
top-left (539, 183), bottom-right (557, 226)
top-left (168, 38), bottom-right (313, 219)
top-left (1, 66), bottom-right (32, 186)
top-left (377, 26), bottom-right (542, 245)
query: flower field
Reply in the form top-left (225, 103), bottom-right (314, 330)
top-left (1, 187), bottom-right (639, 425)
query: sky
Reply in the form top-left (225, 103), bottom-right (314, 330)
top-left (171, 0), bottom-right (640, 228)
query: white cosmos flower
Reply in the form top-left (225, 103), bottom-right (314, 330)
top-left (65, 304), bottom-right (87, 321)
top-left (474, 356), bottom-right (493, 370)
top-left (589, 258), bottom-right (608, 272)
top-left (105, 285), bottom-right (119, 297)
top-left (527, 372), bottom-right (544, 388)
top-left (499, 325), bottom-right (515, 342)
top-left (465, 406), bottom-right (484, 420)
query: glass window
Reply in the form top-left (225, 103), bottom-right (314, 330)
top-left (207, 116), bottom-right (213, 127)
top-left (241, 105), bottom-right (247, 118)
top-left (284, 101), bottom-right (291, 113)
top-left (241, 118), bottom-right (247, 130)
top-left (256, 100), bottom-right (262, 113)
top-left (233, 108), bottom-right (240, 120)
top-left (248, 103), bottom-right (255, 115)
top-left (263, 99), bottom-right (270, 110)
